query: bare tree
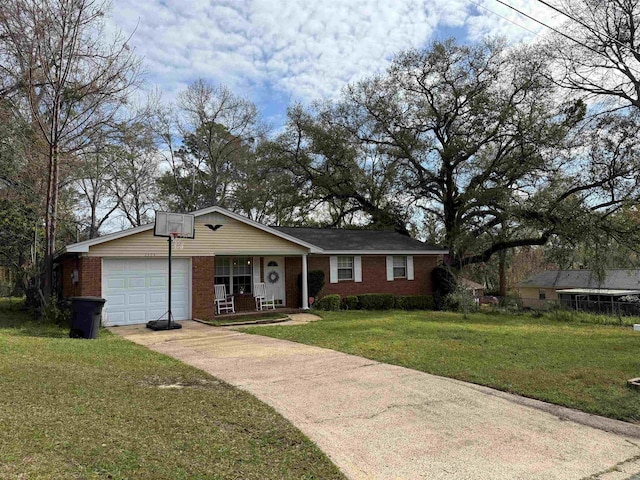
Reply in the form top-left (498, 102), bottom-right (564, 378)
top-left (0, 0), bottom-right (141, 300)
top-left (110, 122), bottom-right (159, 227)
top-left (74, 139), bottom-right (119, 239)
top-left (155, 79), bottom-right (266, 212)
top-left (549, 0), bottom-right (640, 109)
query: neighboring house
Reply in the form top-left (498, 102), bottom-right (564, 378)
top-left (57, 206), bottom-right (447, 326)
top-left (459, 278), bottom-right (484, 298)
top-left (517, 269), bottom-right (640, 310)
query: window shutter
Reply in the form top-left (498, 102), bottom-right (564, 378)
top-left (330, 256), bottom-right (338, 283)
top-left (407, 256), bottom-right (414, 280)
top-left (386, 256), bottom-right (394, 281)
top-left (253, 257), bottom-right (261, 286)
top-left (354, 256), bottom-right (362, 282)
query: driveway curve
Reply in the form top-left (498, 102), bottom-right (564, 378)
top-left (112, 320), bottom-right (640, 480)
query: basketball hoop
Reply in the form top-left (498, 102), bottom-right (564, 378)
top-left (170, 232), bottom-right (185, 250)
top-left (147, 211), bottom-right (195, 331)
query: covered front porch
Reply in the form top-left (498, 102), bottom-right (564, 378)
top-left (210, 254), bottom-right (310, 316)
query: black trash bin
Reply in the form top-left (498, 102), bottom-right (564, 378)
top-left (69, 297), bottom-right (106, 339)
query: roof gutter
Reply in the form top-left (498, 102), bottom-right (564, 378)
top-left (318, 250), bottom-right (449, 255)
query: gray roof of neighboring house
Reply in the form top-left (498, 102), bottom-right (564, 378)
top-left (272, 227), bottom-right (446, 252)
top-left (518, 270), bottom-right (640, 291)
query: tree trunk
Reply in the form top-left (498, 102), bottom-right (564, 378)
top-left (43, 95), bottom-right (61, 304)
top-left (498, 249), bottom-right (507, 299)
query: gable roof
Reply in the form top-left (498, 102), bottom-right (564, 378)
top-left (64, 205), bottom-right (448, 255)
top-left (518, 270), bottom-right (640, 291)
top-left (65, 206), bottom-right (322, 254)
top-left (273, 226), bottom-right (447, 254)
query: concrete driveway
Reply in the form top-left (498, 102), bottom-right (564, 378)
top-left (112, 320), bottom-right (640, 480)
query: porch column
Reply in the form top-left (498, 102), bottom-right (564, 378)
top-left (301, 253), bottom-right (309, 310)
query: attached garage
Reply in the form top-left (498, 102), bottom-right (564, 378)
top-left (102, 258), bottom-right (191, 326)
top-left (59, 205), bottom-right (446, 325)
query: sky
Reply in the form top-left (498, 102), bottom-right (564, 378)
top-left (107, 0), bottom-right (564, 129)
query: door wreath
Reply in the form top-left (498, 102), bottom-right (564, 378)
top-left (267, 270), bottom-right (280, 284)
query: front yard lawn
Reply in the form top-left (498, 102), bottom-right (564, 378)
top-left (244, 310), bottom-right (640, 423)
top-left (0, 299), bottom-right (344, 480)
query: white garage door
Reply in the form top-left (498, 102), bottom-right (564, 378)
top-left (102, 258), bottom-right (191, 326)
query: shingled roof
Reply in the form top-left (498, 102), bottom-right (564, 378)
top-left (518, 270), bottom-right (640, 291)
top-left (273, 227), bottom-right (447, 253)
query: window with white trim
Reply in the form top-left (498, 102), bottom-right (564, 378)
top-left (337, 256), bottom-right (354, 281)
top-left (215, 257), bottom-right (253, 294)
top-left (393, 256), bottom-right (407, 279)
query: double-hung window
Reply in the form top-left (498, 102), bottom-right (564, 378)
top-left (386, 255), bottom-right (413, 282)
top-left (215, 257), bottom-right (253, 294)
top-left (393, 256), bottom-right (407, 279)
top-left (337, 256), bottom-right (354, 281)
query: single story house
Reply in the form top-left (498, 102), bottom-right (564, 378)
top-left (459, 278), bottom-right (485, 298)
top-left (56, 206), bottom-right (447, 326)
top-left (517, 269), bottom-right (640, 310)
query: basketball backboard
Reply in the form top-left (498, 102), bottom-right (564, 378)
top-left (154, 211), bottom-right (195, 238)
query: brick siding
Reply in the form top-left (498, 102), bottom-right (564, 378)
top-left (59, 256), bottom-right (101, 298)
top-left (78, 256), bottom-right (102, 297)
top-left (59, 258), bottom-right (80, 298)
top-left (307, 255), bottom-right (440, 298)
top-left (59, 256), bottom-right (80, 298)
top-left (285, 256), bottom-right (302, 308)
top-left (60, 253), bottom-right (440, 319)
top-left (192, 256), bottom-right (215, 319)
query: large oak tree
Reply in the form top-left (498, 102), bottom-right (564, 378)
top-left (275, 39), bottom-right (640, 282)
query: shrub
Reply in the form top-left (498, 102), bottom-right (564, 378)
top-left (40, 296), bottom-right (70, 326)
top-left (432, 265), bottom-right (457, 310)
top-left (444, 284), bottom-right (477, 315)
top-left (0, 282), bottom-right (13, 298)
top-left (394, 295), bottom-right (434, 310)
top-left (315, 294), bottom-right (341, 311)
top-left (393, 296), bottom-right (408, 310)
top-left (307, 270), bottom-right (325, 298)
top-left (298, 270), bottom-right (325, 302)
top-left (357, 293), bottom-right (394, 310)
top-left (342, 295), bottom-right (359, 310)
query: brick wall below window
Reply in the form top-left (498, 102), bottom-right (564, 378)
top-left (308, 255), bottom-right (440, 298)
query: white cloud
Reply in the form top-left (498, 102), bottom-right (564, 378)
top-left (108, 0), bottom-right (564, 114)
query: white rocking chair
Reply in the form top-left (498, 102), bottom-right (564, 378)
top-left (214, 284), bottom-right (235, 314)
top-left (254, 282), bottom-right (276, 310)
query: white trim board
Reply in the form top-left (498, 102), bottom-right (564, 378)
top-left (318, 250), bottom-right (447, 255)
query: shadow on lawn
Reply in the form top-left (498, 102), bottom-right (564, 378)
top-left (0, 299), bottom-right (70, 338)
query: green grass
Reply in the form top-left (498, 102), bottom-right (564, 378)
top-left (244, 309), bottom-right (640, 423)
top-left (0, 299), bottom-right (344, 480)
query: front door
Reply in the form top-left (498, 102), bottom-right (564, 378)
top-left (263, 257), bottom-right (285, 306)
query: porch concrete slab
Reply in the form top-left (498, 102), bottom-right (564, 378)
top-left (112, 321), bottom-right (640, 480)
